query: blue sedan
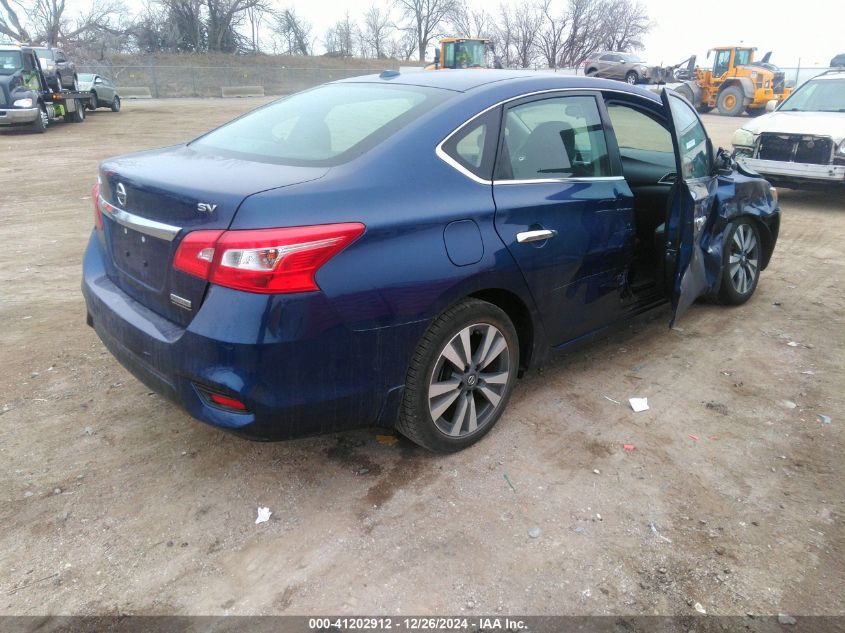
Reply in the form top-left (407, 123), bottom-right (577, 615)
top-left (82, 70), bottom-right (780, 452)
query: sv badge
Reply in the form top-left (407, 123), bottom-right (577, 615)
top-left (197, 202), bottom-right (218, 214)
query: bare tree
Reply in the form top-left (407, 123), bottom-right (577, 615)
top-left (272, 7), bottom-right (311, 55)
top-left (0, 0), bottom-right (32, 42)
top-left (536, 0), bottom-right (568, 68)
top-left (362, 5), bottom-right (392, 58)
top-left (394, 0), bottom-right (456, 62)
top-left (245, 2), bottom-right (271, 53)
top-left (495, 3), bottom-right (540, 69)
top-left (387, 28), bottom-right (417, 60)
top-left (324, 12), bottom-right (357, 57)
top-left (599, 0), bottom-right (650, 52)
top-left (205, 0), bottom-right (265, 53)
top-left (558, 0), bottom-right (604, 67)
top-left (448, 1), bottom-right (492, 38)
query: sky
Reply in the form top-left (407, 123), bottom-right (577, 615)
top-left (292, 0), bottom-right (839, 69)
top-left (53, 0), bottom-right (842, 68)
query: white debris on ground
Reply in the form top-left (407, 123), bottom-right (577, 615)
top-left (629, 397), bottom-right (649, 412)
top-left (255, 507), bottom-right (272, 524)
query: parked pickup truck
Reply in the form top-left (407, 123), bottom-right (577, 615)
top-left (0, 45), bottom-right (89, 132)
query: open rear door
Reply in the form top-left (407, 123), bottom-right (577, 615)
top-left (661, 89), bottom-right (718, 326)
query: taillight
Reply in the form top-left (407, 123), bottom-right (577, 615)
top-left (173, 223), bottom-right (365, 294)
top-left (92, 182), bottom-right (103, 231)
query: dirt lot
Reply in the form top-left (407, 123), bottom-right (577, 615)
top-left (1, 99), bottom-right (843, 618)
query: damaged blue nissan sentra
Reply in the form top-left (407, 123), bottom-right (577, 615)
top-left (82, 70), bottom-right (779, 452)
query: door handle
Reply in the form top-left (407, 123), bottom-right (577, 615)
top-left (517, 229), bottom-right (558, 243)
top-left (694, 216), bottom-right (706, 230)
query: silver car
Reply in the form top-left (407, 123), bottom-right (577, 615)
top-left (584, 51), bottom-right (651, 85)
top-left (78, 73), bottom-right (121, 112)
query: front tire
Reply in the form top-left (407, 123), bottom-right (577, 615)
top-left (625, 70), bottom-right (639, 85)
top-left (396, 299), bottom-right (519, 453)
top-left (718, 219), bottom-right (761, 305)
top-left (31, 103), bottom-right (47, 133)
top-left (717, 86), bottom-right (746, 116)
top-left (89, 91), bottom-right (98, 110)
top-left (110, 95), bottom-right (121, 112)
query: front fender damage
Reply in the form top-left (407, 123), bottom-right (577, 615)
top-left (700, 172), bottom-right (780, 297)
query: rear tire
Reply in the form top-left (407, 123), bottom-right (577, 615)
top-left (396, 298), bottom-right (519, 453)
top-left (66, 101), bottom-right (85, 123)
top-left (625, 70), bottom-right (638, 85)
top-left (718, 219), bottom-right (761, 305)
top-left (111, 95), bottom-right (121, 112)
top-left (717, 86), bottom-right (746, 116)
top-left (585, 67), bottom-right (598, 76)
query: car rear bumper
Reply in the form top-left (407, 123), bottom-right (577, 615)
top-left (739, 157), bottom-right (845, 184)
top-left (81, 231), bottom-right (416, 440)
top-left (0, 107), bottom-right (38, 125)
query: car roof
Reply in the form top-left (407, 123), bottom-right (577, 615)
top-left (336, 69), bottom-right (659, 98)
top-left (811, 70), bottom-right (845, 81)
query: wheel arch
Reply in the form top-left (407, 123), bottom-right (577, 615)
top-left (468, 288), bottom-right (536, 374)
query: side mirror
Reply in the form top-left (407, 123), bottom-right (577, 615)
top-left (95, 77), bottom-right (103, 84)
top-left (765, 99), bottom-right (778, 113)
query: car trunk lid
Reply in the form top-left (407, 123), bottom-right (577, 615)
top-left (98, 144), bottom-right (328, 326)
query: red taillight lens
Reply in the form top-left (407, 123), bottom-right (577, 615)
top-left (173, 223), bottom-right (365, 294)
top-left (172, 230), bottom-right (224, 279)
top-left (92, 182), bottom-right (103, 231)
top-left (208, 392), bottom-right (247, 411)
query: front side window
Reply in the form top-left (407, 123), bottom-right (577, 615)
top-left (497, 95), bottom-right (611, 180)
top-left (713, 50), bottom-right (730, 76)
top-left (0, 51), bottom-right (22, 75)
top-left (193, 83), bottom-right (452, 166)
top-left (667, 94), bottom-right (710, 179)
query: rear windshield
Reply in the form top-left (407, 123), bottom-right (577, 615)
top-left (192, 83), bottom-right (452, 166)
top-left (779, 78), bottom-right (845, 112)
top-left (0, 51), bottom-right (22, 75)
top-left (79, 73), bottom-right (96, 81)
top-left (35, 49), bottom-right (54, 60)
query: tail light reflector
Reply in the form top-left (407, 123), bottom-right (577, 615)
top-left (92, 182), bottom-right (103, 231)
top-left (208, 392), bottom-right (247, 411)
top-left (173, 223), bottom-right (365, 294)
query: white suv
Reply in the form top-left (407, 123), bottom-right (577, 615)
top-left (732, 69), bottom-right (845, 189)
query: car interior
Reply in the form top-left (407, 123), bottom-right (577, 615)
top-left (604, 100), bottom-right (677, 295)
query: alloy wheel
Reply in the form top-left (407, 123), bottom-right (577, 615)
top-left (428, 323), bottom-right (511, 438)
top-left (729, 224), bottom-right (759, 295)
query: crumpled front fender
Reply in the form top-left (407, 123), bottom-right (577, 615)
top-left (700, 171), bottom-right (780, 296)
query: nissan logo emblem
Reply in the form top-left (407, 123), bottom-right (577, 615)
top-left (116, 182), bottom-right (127, 207)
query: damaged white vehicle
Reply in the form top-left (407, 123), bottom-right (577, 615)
top-left (732, 69), bottom-right (845, 188)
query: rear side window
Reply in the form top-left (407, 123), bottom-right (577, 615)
top-left (193, 84), bottom-right (452, 166)
top-left (497, 95), bottom-right (611, 180)
top-left (440, 108), bottom-right (500, 180)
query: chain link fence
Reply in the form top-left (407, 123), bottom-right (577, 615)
top-left (75, 61), bottom-right (838, 99)
top-left (75, 62), bottom-right (403, 98)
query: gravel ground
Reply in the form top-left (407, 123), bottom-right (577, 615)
top-left (0, 98), bottom-right (842, 617)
